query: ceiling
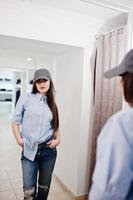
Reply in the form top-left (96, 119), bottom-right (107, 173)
top-left (2, 0), bottom-right (129, 20)
top-left (0, 0), bottom-right (131, 62)
top-left (0, 35), bottom-right (81, 56)
top-left (18, 0), bottom-right (132, 19)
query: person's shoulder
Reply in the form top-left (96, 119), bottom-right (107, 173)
top-left (98, 110), bottom-right (125, 140)
top-left (26, 92), bottom-right (38, 98)
top-left (26, 92), bottom-right (33, 97)
top-left (109, 110), bottom-right (123, 123)
top-left (21, 93), bottom-right (29, 101)
top-left (105, 108), bottom-right (132, 123)
top-left (100, 108), bottom-right (133, 143)
top-left (112, 107), bottom-right (133, 124)
top-left (19, 92), bottom-right (34, 102)
top-left (19, 93), bottom-right (28, 100)
top-left (27, 92), bottom-right (39, 99)
top-left (102, 110), bottom-right (123, 128)
top-left (15, 93), bottom-right (29, 106)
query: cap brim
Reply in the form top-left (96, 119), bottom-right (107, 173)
top-left (33, 76), bottom-right (50, 82)
top-left (104, 65), bottom-right (126, 79)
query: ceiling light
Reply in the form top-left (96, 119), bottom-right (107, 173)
top-left (27, 57), bottom-right (32, 62)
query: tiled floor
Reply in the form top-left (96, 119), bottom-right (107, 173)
top-left (0, 115), bottom-right (73, 200)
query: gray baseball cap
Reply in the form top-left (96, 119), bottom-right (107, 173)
top-left (104, 49), bottom-right (133, 79)
top-left (33, 68), bottom-right (51, 82)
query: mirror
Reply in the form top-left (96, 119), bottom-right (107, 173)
top-left (0, 34), bottom-right (83, 199)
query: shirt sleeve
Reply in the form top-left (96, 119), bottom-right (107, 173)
top-left (12, 94), bottom-right (27, 125)
top-left (89, 116), bottom-right (133, 200)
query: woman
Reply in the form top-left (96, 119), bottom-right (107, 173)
top-left (89, 49), bottom-right (133, 200)
top-left (12, 68), bottom-right (60, 200)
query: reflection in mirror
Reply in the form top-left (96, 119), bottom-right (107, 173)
top-left (0, 34), bottom-right (83, 200)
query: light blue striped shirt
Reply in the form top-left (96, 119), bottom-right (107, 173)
top-left (12, 93), bottom-right (53, 161)
top-left (89, 107), bottom-right (133, 200)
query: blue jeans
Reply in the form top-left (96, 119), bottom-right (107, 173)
top-left (21, 137), bottom-right (57, 200)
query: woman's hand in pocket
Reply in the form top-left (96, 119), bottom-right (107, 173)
top-left (47, 138), bottom-right (60, 148)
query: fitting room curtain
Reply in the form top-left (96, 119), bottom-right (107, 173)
top-left (89, 26), bottom-right (127, 189)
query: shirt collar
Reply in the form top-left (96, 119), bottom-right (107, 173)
top-left (36, 92), bottom-right (47, 102)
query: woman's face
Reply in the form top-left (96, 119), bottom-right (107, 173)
top-left (35, 79), bottom-right (50, 95)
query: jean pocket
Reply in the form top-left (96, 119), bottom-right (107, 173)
top-left (46, 144), bottom-right (56, 151)
top-left (41, 146), bottom-right (57, 159)
top-left (49, 146), bottom-right (56, 151)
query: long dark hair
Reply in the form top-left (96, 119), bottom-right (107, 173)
top-left (32, 80), bottom-right (59, 131)
top-left (122, 73), bottom-right (133, 105)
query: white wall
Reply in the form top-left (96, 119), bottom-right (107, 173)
top-left (54, 42), bottom-right (94, 196)
top-left (55, 48), bottom-right (83, 194)
top-left (77, 46), bottom-right (93, 195)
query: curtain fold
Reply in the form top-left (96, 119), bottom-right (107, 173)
top-left (89, 26), bottom-right (127, 190)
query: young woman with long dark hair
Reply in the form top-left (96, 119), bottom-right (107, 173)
top-left (12, 68), bottom-right (60, 200)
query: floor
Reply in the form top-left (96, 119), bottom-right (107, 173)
top-left (0, 115), bottom-right (73, 200)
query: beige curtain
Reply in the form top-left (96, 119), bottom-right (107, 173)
top-left (89, 26), bottom-right (127, 189)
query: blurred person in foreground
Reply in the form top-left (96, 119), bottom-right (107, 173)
top-left (89, 49), bottom-right (133, 200)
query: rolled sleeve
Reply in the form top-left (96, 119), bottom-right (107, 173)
top-left (12, 94), bottom-right (27, 125)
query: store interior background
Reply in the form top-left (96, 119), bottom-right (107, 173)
top-left (0, 0), bottom-right (133, 199)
